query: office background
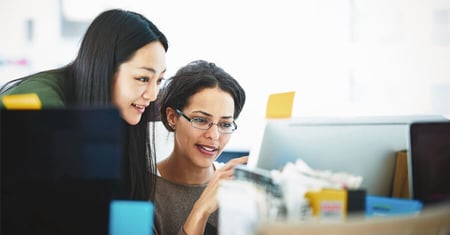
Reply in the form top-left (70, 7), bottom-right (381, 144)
top-left (1, 0), bottom-right (449, 153)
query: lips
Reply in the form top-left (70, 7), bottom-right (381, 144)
top-left (132, 103), bottom-right (148, 112)
top-left (197, 144), bottom-right (218, 153)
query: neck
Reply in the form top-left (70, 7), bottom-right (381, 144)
top-left (157, 154), bottom-right (214, 185)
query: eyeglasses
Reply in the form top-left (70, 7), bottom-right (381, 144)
top-left (176, 109), bottom-right (237, 134)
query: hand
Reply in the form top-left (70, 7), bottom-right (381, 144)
top-left (198, 156), bottom-right (249, 214)
top-left (183, 156), bottom-right (248, 234)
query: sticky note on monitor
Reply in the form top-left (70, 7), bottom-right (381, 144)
top-left (2, 93), bottom-right (42, 110)
top-left (265, 91), bottom-right (295, 118)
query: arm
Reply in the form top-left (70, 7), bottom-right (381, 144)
top-left (181, 156), bottom-right (248, 235)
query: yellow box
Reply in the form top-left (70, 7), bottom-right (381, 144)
top-left (305, 188), bottom-right (366, 220)
top-left (305, 188), bottom-right (347, 220)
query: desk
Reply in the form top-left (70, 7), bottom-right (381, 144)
top-left (256, 202), bottom-right (450, 235)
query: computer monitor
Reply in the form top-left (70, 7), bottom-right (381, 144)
top-left (409, 121), bottom-right (450, 205)
top-left (1, 108), bottom-right (126, 235)
top-left (248, 115), bottom-right (447, 196)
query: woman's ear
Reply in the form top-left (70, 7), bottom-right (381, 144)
top-left (166, 107), bottom-right (177, 129)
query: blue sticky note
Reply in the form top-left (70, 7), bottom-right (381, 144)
top-left (109, 200), bottom-right (154, 235)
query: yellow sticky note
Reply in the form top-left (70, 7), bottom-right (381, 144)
top-left (265, 91), bottom-right (295, 118)
top-left (2, 93), bottom-right (42, 110)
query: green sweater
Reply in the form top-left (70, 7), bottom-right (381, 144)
top-left (0, 72), bottom-right (66, 109)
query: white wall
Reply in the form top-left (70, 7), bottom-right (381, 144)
top-left (1, 0), bottom-right (449, 153)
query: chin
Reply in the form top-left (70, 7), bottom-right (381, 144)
top-left (130, 119), bottom-right (141, 125)
top-left (124, 116), bottom-right (141, 125)
top-left (203, 158), bottom-right (216, 167)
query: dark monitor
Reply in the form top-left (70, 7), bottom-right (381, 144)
top-left (409, 121), bottom-right (450, 205)
top-left (1, 108), bottom-right (126, 235)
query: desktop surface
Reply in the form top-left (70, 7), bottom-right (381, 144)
top-left (1, 108), bottom-right (125, 235)
top-left (257, 201), bottom-right (450, 235)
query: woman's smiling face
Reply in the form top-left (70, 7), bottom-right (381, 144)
top-left (171, 87), bottom-right (235, 169)
top-left (112, 41), bottom-right (166, 125)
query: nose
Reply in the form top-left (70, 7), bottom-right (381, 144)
top-left (142, 83), bottom-right (158, 101)
top-left (204, 123), bottom-right (220, 140)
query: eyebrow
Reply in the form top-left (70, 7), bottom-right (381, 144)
top-left (138, 66), bottom-right (167, 74)
top-left (191, 110), bottom-right (233, 119)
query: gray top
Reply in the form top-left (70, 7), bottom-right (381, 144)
top-left (153, 176), bottom-right (218, 235)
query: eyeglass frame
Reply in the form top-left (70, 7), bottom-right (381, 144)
top-left (175, 109), bottom-right (237, 134)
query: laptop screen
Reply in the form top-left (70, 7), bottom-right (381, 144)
top-left (1, 108), bottom-right (126, 235)
top-left (410, 121), bottom-right (450, 205)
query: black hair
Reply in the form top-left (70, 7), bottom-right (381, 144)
top-left (69, 9), bottom-right (168, 105)
top-left (66, 9), bottom-right (168, 200)
top-left (159, 60), bottom-right (246, 132)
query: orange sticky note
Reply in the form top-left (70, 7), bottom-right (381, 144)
top-left (265, 91), bottom-right (295, 118)
top-left (2, 93), bottom-right (42, 110)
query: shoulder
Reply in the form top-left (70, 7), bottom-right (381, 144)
top-left (1, 71), bottom-right (67, 108)
top-left (14, 72), bottom-right (64, 93)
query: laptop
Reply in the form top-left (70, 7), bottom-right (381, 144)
top-left (409, 121), bottom-right (450, 205)
top-left (1, 108), bottom-right (126, 235)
